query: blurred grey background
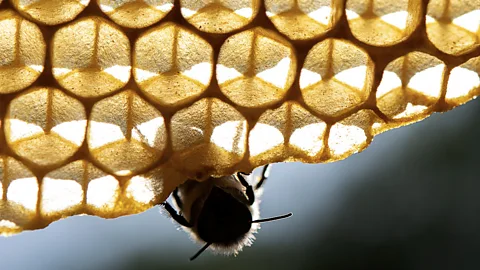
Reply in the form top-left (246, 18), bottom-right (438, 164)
top-left (1, 99), bottom-right (479, 270)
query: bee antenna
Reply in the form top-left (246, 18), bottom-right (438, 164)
top-left (190, 242), bottom-right (212, 261)
top-left (251, 212), bottom-right (293, 223)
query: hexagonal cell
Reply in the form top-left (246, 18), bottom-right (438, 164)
top-left (5, 87), bottom-right (87, 167)
top-left (88, 90), bottom-right (167, 177)
top-left (52, 17), bottom-right (131, 98)
top-left (84, 162), bottom-right (121, 217)
top-left (11, 0), bottom-right (90, 25)
top-left (170, 98), bottom-right (247, 177)
top-left (124, 165), bottom-right (185, 208)
top-left (446, 56), bottom-right (480, 107)
top-left (346, 0), bottom-right (422, 46)
top-left (39, 160), bottom-right (86, 219)
top-left (300, 38), bottom-right (374, 117)
top-left (265, 0), bottom-right (343, 40)
top-left (180, 0), bottom-right (260, 33)
top-left (217, 28), bottom-right (297, 108)
top-left (0, 156), bottom-right (38, 236)
top-left (97, 0), bottom-right (174, 28)
top-left (288, 105), bottom-right (328, 160)
top-left (426, 0), bottom-right (480, 55)
top-left (328, 110), bottom-right (383, 160)
top-left (249, 102), bottom-right (328, 166)
top-left (376, 51), bottom-right (446, 120)
top-left (0, 10), bottom-right (46, 94)
top-left (134, 23), bottom-right (213, 107)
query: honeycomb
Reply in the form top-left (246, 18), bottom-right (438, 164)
top-left (0, 0), bottom-right (479, 235)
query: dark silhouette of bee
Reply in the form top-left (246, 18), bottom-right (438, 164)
top-left (161, 164), bottom-right (292, 260)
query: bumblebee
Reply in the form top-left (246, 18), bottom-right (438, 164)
top-left (161, 165), bottom-right (292, 260)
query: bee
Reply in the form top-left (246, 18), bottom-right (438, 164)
top-left (161, 164), bottom-right (292, 261)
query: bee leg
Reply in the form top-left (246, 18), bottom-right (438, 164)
top-left (173, 187), bottom-right (183, 209)
top-left (254, 164), bottom-right (270, 190)
top-left (161, 201), bottom-right (193, 228)
top-left (236, 172), bottom-right (255, 205)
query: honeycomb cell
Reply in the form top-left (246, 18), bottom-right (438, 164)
top-left (0, 10), bottom-right (45, 94)
top-left (10, 0), bottom-right (90, 25)
top-left (180, 0), bottom-right (260, 33)
top-left (249, 102), bottom-right (328, 166)
top-left (446, 56), bottom-right (480, 107)
top-left (265, 0), bottom-right (343, 40)
top-left (52, 17), bottom-right (131, 98)
top-left (170, 98), bottom-right (247, 178)
top-left (134, 23), bottom-right (213, 107)
top-left (328, 110), bottom-right (383, 160)
top-left (0, 156), bottom-right (38, 236)
top-left (88, 90), bottom-right (167, 177)
top-left (217, 28), bottom-right (297, 108)
top-left (300, 38), bottom-right (374, 117)
top-left (376, 51), bottom-right (446, 120)
top-left (97, 0), bottom-right (174, 28)
top-left (84, 162), bottom-right (120, 217)
top-left (288, 105), bottom-right (328, 160)
top-left (426, 0), bottom-right (480, 55)
top-left (40, 161), bottom-right (85, 219)
top-left (346, 0), bottom-right (422, 46)
top-left (5, 87), bottom-right (87, 167)
top-left (124, 165), bottom-right (185, 207)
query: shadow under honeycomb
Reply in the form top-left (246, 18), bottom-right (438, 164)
top-left (0, 0), bottom-right (479, 235)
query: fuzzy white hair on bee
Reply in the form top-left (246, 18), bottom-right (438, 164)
top-left (160, 164), bottom-right (292, 261)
